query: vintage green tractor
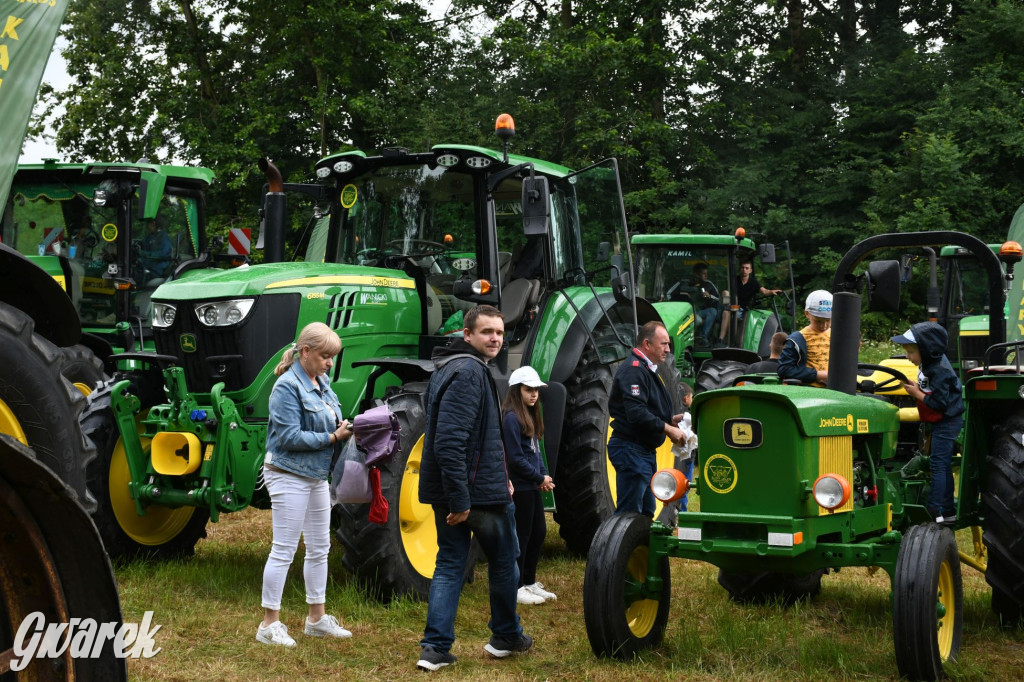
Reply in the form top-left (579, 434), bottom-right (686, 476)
top-left (631, 230), bottom-right (794, 391)
top-left (85, 117), bottom-right (678, 598)
top-left (2, 160), bottom-right (217, 392)
top-left (584, 231), bottom-right (1023, 680)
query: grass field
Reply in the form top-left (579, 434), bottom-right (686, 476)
top-left (117, 499), bottom-right (1024, 682)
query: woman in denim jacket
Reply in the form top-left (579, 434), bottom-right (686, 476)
top-left (257, 322), bottom-right (354, 647)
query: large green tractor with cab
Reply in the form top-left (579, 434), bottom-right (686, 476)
top-left (631, 230), bottom-right (794, 391)
top-left (84, 117), bottom-right (680, 598)
top-left (2, 160), bottom-right (217, 395)
top-left (584, 231), bottom-right (1024, 680)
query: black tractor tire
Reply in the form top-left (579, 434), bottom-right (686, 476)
top-left (584, 513), bottom-right (670, 658)
top-left (81, 382), bottom-right (209, 559)
top-left (893, 524), bottom-right (963, 680)
top-left (60, 343), bottom-right (109, 397)
top-left (717, 568), bottom-right (824, 605)
top-left (0, 303), bottom-right (97, 512)
top-left (982, 411), bottom-right (1024, 626)
top-left (695, 358), bottom-right (750, 393)
top-left (335, 388), bottom-right (477, 602)
top-left (553, 350), bottom-right (616, 555)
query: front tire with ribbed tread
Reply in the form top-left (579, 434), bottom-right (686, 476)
top-left (982, 410), bottom-right (1024, 626)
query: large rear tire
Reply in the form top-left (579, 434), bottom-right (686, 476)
top-left (893, 524), bottom-right (963, 680)
top-left (584, 513), bottom-right (670, 658)
top-left (335, 388), bottom-right (476, 602)
top-left (81, 383), bottom-right (209, 559)
top-left (0, 303), bottom-right (96, 512)
top-left (982, 410), bottom-right (1024, 626)
top-left (59, 343), bottom-right (108, 397)
top-left (553, 350), bottom-right (616, 555)
top-left (695, 358), bottom-right (750, 393)
top-left (717, 568), bottom-right (824, 605)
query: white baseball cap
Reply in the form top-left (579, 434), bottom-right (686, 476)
top-left (509, 366), bottom-right (547, 388)
top-left (804, 290), bottom-right (833, 319)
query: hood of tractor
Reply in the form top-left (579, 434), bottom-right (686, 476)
top-left (692, 385), bottom-right (899, 518)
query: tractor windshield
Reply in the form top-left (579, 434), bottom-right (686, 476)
top-left (634, 244), bottom-right (733, 305)
top-left (2, 182), bottom-right (201, 326)
top-left (943, 255), bottom-right (998, 319)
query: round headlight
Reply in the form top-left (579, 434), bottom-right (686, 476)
top-left (226, 306), bottom-right (243, 324)
top-left (650, 468), bottom-right (689, 503)
top-left (812, 474), bottom-right (851, 510)
top-left (202, 306), bottom-right (219, 326)
top-left (161, 306), bottom-right (176, 326)
top-left (315, 166), bottom-right (331, 179)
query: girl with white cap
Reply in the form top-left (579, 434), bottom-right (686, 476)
top-left (502, 365), bottom-right (557, 604)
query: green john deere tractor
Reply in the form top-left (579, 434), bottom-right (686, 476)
top-left (2, 160), bottom-right (217, 393)
top-left (631, 230), bottom-right (794, 392)
top-left (85, 117), bottom-right (677, 597)
top-left (584, 231), bottom-right (1024, 680)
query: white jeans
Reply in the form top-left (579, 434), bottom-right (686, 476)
top-left (261, 466), bottom-right (331, 609)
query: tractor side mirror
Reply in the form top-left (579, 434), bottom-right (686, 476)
top-left (611, 271), bottom-right (633, 305)
top-left (866, 260), bottom-right (902, 312)
top-left (522, 176), bottom-right (550, 236)
top-left (596, 241), bottom-right (611, 262)
top-left (610, 253), bottom-right (624, 278)
top-left (759, 243), bottom-right (776, 264)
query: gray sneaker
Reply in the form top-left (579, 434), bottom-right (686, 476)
top-left (417, 645), bottom-right (457, 671)
top-left (304, 614), bottom-right (352, 638)
top-left (484, 633), bottom-right (533, 658)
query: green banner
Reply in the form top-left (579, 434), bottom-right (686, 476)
top-left (0, 0), bottom-right (71, 213)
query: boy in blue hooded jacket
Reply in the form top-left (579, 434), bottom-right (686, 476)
top-left (892, 322), bottom-right (965, 525)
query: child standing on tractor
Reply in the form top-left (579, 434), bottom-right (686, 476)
top-left (892, 323), bottom-right (965, 525)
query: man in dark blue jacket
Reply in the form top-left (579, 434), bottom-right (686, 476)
top-left (416, 305), bottom-right (531, 672)
top-left (609, 321), bottom-right (686, 517)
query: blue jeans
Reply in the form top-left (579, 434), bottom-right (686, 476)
top-left (697, 306), bottom-right (719, 340)
top-left (608, 436), bottom-right (657, 517)
top-left (679, 457), bottom-right (695, 512)
top-left (421, 503), bottom-right (522, 653)
top-left (928, 415), bottom-right (963, 518)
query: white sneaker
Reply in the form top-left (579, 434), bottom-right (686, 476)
top-left (304, 614), bottom-right (352, 638)
top-left (517, 585), bottom-right (545, 604)
top-left (256, 621), bottom-right (296, 647)
top-left (526, 582), bottom-right (557, 601)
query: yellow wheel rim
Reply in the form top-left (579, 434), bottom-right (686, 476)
top-left (398, 435), bottom-right (437, 579)
top-left (109, 434), bottom-right (197, 546)
top-left (936, 558), bottom-right (955, 660)
top-left (624, 544), bottom-right (659, 637)
top-left (0, 397), bottom-right (29, 446)
top-left (606, 422), bottom-right (677, 518)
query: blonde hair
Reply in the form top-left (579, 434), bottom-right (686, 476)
top-left (274, 322), bottom-right (342, 376)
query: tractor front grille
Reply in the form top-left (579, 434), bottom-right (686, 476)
top-left (153, 293), bottom-right (300, 392)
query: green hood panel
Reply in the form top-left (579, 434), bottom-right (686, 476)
top-left (155, 263), bottom-right (415, 300)
top-left (693, 385), bottom-right (900, 438)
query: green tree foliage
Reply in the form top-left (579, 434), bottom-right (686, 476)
top-left (43, 0), bottom-right (1024, 298)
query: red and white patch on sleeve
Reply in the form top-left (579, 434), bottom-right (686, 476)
top-left (630, 384), bottom-right (640, 396)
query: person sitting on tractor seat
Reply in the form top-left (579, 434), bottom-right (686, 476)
top-left (138, 216), bottom-right (173, 280)
top-left (691, 262), bottom-right (727, 347)
top-left (778, 290), bottom-right (832, 387)
top-left (748, 332), bottom-right (788, 374)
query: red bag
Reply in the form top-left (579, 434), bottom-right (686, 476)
top-left (917, 400), bottom-right (944, 423)
top-left (367, 468), bottom-right (389, 524)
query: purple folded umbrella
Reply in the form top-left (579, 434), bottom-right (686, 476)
top-left (353, 405), bottom-right (401, 467)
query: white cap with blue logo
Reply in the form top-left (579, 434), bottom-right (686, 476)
top-left (804, 290), bottom-right (833, 319)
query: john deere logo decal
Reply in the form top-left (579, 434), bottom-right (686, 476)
top-left (703, 453), bottom-right (738, 494)
top-left (101, 223), bottom-right (118, 242)
top-left (819, 414), bottom-right (855, 432)
top-left (340, 184), bottom-right (358, 208)
top-left (180, 334), bottom-right (197, 353)
top-left (723, 418), bottom-right (762, 449)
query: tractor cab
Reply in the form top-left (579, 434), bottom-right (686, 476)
top-left (1, 161), bottom-right (215, 353)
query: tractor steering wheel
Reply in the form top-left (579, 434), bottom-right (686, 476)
top-left (387, 238), bottom-right (448, 257)
top-left (856, 363), bottom-right (910, 393)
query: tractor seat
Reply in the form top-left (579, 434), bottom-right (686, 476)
top-left (501, 278), bottom-right (540, 328)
